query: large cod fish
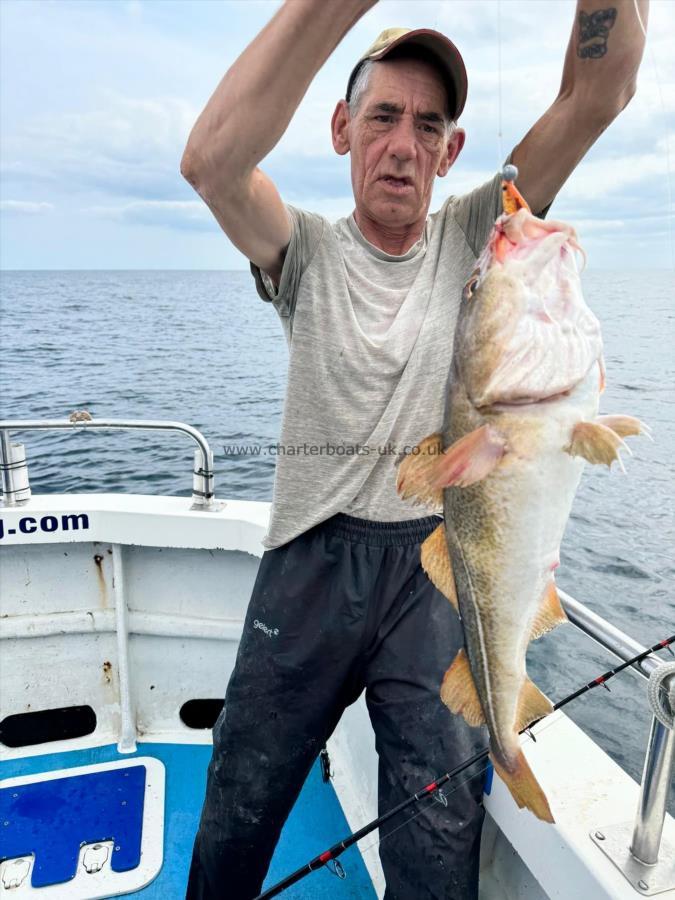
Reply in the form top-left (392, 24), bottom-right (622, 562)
top-left (397, 171), bottom-right (646, 822)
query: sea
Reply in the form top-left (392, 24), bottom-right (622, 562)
top-left (1, 268), bottom-right (673, 813)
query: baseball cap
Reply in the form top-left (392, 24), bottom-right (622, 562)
top-left (346, 27), bottom-right (468, 121)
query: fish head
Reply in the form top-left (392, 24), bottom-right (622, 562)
top-left (456, 202), bottom-right (603, 409)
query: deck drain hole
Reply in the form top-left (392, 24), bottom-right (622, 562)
top-left (0, 705), bottom-right (96, 747)
top-left (180, 699), bottom-right (224, 729)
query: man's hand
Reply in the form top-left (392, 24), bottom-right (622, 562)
top-left (512, 0), bottom-right (648, 215)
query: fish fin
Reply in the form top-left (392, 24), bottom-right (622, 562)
top-left (440, 648), bottom-right (485, 727)
top-left (516, 677), bottom-right (554, 732)
top-left (529, 580), bottom-right (568, 642)
top-left (421, 525), bottom-right (459, 612)
top-left (434, 425), bottom-right (507, 489)
top-left (396, 432), bottom-right (444, 509)
top-left (564, 421), bottom-right (630, 471)
top-left (490, 751), bottom-right (555, 823)
top-left (596, 414), bottom-right (651, 440)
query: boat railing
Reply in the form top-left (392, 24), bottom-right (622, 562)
top-left (560, 591), bottom-right (674, 895)
top-left (0, 415), bottom-right (216, 510)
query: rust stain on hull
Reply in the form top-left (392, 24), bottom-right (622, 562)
top-left (93, 551), bottom-right (108, 608)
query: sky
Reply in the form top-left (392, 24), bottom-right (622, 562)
top-left (1, 0), bottom-right (673, 270)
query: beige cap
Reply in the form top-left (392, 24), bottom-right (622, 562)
top-left (346, 27), bottom-right (468, 121)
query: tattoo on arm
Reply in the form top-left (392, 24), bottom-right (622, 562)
top-left (577, 7), bottom-right (617, 58)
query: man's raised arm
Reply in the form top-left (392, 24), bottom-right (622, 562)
top-left (180, 0), bottom-right (376, 284)
top-left (512, 0), bottom-right (648, 214)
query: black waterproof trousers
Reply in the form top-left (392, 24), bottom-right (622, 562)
top-left (186, 513), bottom-right (487, 900)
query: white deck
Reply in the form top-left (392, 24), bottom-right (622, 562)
top-left (1, 493), bottom-right (673, 899)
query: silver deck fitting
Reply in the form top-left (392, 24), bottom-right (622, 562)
top-left (0, 416), bottom-right (219, 510)
top-left (561, 592), bottom-right (675, 896)
top-left (0, 432), bottom-right (31, 504)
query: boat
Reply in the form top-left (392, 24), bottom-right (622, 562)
top-left (1, 415), bottom-right (673, 899)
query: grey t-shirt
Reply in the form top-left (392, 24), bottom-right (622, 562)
top-left (251, 170), bottom-right (506, 549)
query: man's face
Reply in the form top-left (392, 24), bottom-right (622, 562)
top-left (332, 57), bottom-right (464, 229)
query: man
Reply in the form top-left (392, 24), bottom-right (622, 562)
top-left (181, 1), bottom-right (647, 897)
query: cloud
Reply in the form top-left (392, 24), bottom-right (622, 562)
top-left (558, 147), bottom-right (672, 203)
top-left (1, 0), bottom-right (674, 269)
top-left (125, 0), bottom-right (143, 20)
top-left (2, 90), bottom-right (196, 201)
top-left (0, 200), bottom-right (54, 215)
top-left (86, 199), bottom-right (217, 231)
top-left (282, 194), bottom-right (355, 223)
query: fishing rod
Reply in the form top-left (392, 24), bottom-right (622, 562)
top-left (254, 633), bottom-right (675, 900)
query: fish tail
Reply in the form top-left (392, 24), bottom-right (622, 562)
top-left (490, 750), bottom-right (554, 823)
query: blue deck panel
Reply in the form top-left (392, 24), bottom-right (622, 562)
top-left (1, 765), bottom-right (146, 886)
top-left (1, 743), bottom-right (377, 899)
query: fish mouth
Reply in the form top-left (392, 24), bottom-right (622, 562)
top-left (475, 386), bottom-right (576, 413)
top-left (468, 356), bottom-right (603, 413)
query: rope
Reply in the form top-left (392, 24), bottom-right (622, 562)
top-left (647, 662), bottom-right (675, 729)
